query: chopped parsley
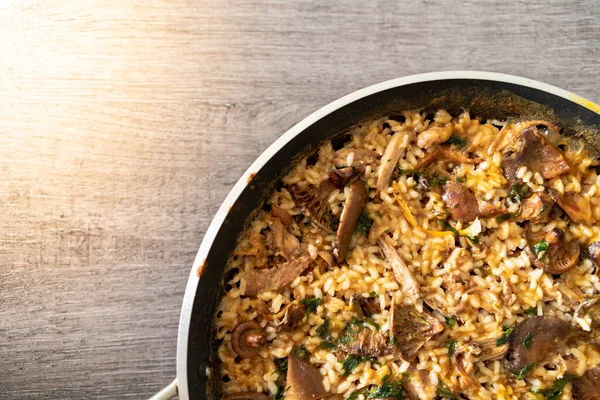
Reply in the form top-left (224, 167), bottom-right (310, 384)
top-left (355, 212), bottom-right (373, 235)
top-left (524, 306), bottom-right (538, 316)
top-left (397, 166), bottom-right (414, 176)
top-left (509, 182), bottom-right (527, 204)
top-left (347, 373), bottom-right (407, 400)
top-left (436, 382), bottom-right (457, 399)
top-left (300, 297), bottom-right (322, 317)
top-left (273, 357), bottom-right (288, 400)
top-left (496, 325), bottom-right (513, 346)
top-left (456, 175), bottom-right (467, 183)
top-left (445, 316), bottom-right (457, 328)
top-left (512, 362), bottom-right (535, 380)
top-left (327, 212), bottom-right (340, 231)
top-left (441, 221), bottom-right (479, 244)
top-left (523, 332), bottom-right (533, 350)
top-left (316, 318), bottom-right (331, 340)
top-left (294, 345), bottom-right (310, 359)
top-left (429, 175), bottom-right (449, 187)
top-left (531, 238), bottom-right (549, 262)
top-left (445, 340), bottom-right (457, 358)
top-left (540, 204), bottom-right (549, 215)
top-left (496, 212), bottom-right (519, 223)
top-left (445, 134), bottom-right (468, 147)
top-left (341, 354), bottom-right (377, 376)
top-left (369, 291), bottom-right (378, 297)
top-left (319, 340), bottom-right (336, 350)
top-left (533, 374), bottom-right (575, 400)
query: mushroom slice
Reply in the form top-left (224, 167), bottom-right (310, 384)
top-left (416, 125), bottom-right (453, 149)
top-left (286, 347), bottom-right (328, 400)
top-left (231, 321), bottom-right (266, 358)
top-left (517, 192), bottom-right (554, 223)
top-left (502, 125), bottom-right (570, 182)
top-left (245, 256), bottom-right (311, 297)
top-left (403, 365), bottom-right (436, 400)
top-left (572, 366), bottom-right (600, 400)
top-left (329, 167), bottom-right (357, 188)
top-left (585, 241), bottom-right (600, 266)
top-left (378, 236), bottom-right (420, 303)
top-left (415, 146), bottom-right (481, 170)
top-left (291, 180), bottom-right (338, 228)
top-left (275, 302), bottom-right (307, 331)
top-left (389, 298), bottom-right (444, 361)
top-left (338, 326), bottom-right (396, 358)
top-left (453, 337), bottom-right (508, 386)
top-left (574, 296), bottom-right (600, 339)
top-left (377, 131), bottom-right (411, 190)
top-left (223, 394), bottom-right (270, 400)
top-left (270, 204), bottom-right (293, 225)
top-left (506, 317), bottom-right (573, 373)
top-left (442, 181), bottom-right (480, 222)
top-left (265, 215), bottom-right (300, 260)
top-left (556, 191), bottom-right (595, 225)
top-left (336, 181), bottom-right (369, 262)
top-left (334, 148), bottom-right (379, 168)
top-left (525, 227), bottom-right (580, 274)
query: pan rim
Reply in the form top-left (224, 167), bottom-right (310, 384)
top-left (174, 71), bottom-right (599, 400)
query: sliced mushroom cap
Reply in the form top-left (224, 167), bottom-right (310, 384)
top-left (378, 236), bottom-right (420, 303)
top-left (517, 192), bottom-right (554, 223)
top-left (402, 365), bottom-right (435, 400)
top-left (358, 295), bottom-right (381, 317)
top-left (507, 317), bottom-right (573, 372)
top-left (502, 125), bottom-right (570, 182)
top-left (453, 338), bottom-right (508, 386)
top-left (586, 242), bottom-right (600, 266)
top-left (336, 181), bottom-right (369, 262)
top-left (265, 215), bottom-right (300, 260)
top-left (442, 181), bottom-right (480, 222)
top-left (276, 302), bottom-right (307, 331)
top-left (286, 347), bottom-right (328, 400)
top-left (572, 366), bottom-right (600, 400)
top-left (525, 227), bottom-right (580, 274)
top-left (377, 131), bottom-right (411, 190)
top-left (231, 321), bottom-right (266, 358)
top-left (338, 326), bottom-right (395, 358)
top-left (291, 180), bottom-right (338, 227)
top-left (415, 146), bottom-right (481, 170)
top-left (245, 256), bottom-right (311, 297)
top-left (574, 296), bottom-right (600, 336)
top-left (389, 299), bottom-right (444, 361)
top-left (223, 393), bottom-right (271, 400)
top-left (556, 192), bottom-right (595, 225)
top-left (329, 167), bottom-right (357, 188)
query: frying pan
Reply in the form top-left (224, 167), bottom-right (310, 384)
top-left (151, 71), bottom-right (600, 400)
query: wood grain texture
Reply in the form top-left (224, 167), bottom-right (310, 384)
top-left (0, 0), bottom-right (598, 398)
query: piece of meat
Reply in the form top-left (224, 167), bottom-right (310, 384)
top-left (556, 192), bottom-right (595, 225)
top-left (377, 131), bottom-right (411, 190)
top-left (442, 181), bottom-right (480, 222)
top-left (270, 204), bottom-right (293, 225)
top-left (336, 182), bottom-right (369, 262)
top-left (358, 296), bottom-right (381, 317)
top-left (403, 365), bottom-right (436, 400)
top-left (389, 299), bottom-right (444, 361)
top-left (265, 215), bottom-right (300, 260)
top-left (517, 192), bottom-right (554, 223)
top-left (502, 125), bottom-right (570, 182)
top-left (334, 148), bottom-right (379, 168)
top-left (338, 327), bottom-right (396, 358)
top-left (286, 348), bottom-right (328, 400)
top-left (507, 316), bottom-right (573, 372)
top-left (416, 125), bottom-right (453, 149)
top-left (329, 167), bottom-right (357, 188)
top-left (572, 366), bottom-right (600, 400)
top-left (378, 236), bottom-right (420, 302)
top-left (244, 256), bottom-right (311, 297)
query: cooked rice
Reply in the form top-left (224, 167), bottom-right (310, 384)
top-left (215, 110), bottom-right (600, 399)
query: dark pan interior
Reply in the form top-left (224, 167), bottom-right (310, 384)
top-left (185, 79), bottom-right (600, 399)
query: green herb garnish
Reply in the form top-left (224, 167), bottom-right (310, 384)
top-left (429, 175), bottom-right (449, 187)
top-left (512, 362), bottom-right (535, 380)
top-left (531, 238), bottom-right (549, 262)
top-left (347, 374), bottom-right (407, 400)
top-left (397, 167), bottom-right (414, 176)
top-left (300, 297), bottom-right (322, 317)
top-left (441, 221), bottom-right (479, 244)
top-left (524, 306), bottom-right (538, 316)
top-left (319, 340), bottom-right (336, 350)
top-left (294, 345), bottom-right (310, 359)
top-left (327, 212), bottom-right (340, 231)
top-left (534, 374), bottom-right (576, 400)
top-left (509, 182), bottom-right (527, 204)
top-left (446, 316), bottom-right (457, 328)
top-left (445, 340), bottom-right (457, 358)
top-left (523, 332), bottom-right (533, 350)
top-left (540, 204), bottom-right (549, 215)
top-left (369, 291), bottom-right (378, 297)
top-left (456, 176), bottom-right (467, 183)
top-left (340, 354), bottom-right (377, 376)
top-left (445, 135), bottom-right (467, 147)
top-left (496, 212), bottom-right (520, 223)
top-left (273, 357), bottom-right (288, 400)
top-left (316, 318), bottom-right (331, 340)
top-left (496, 325), bottom-right (513, 346)
top-left (355, 212), bottom-right (373, 235)
top-left (436, 382), bottom-right (457, 399)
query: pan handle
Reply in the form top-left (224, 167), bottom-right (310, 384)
top-left (149, 378), bottom-right (178, 400)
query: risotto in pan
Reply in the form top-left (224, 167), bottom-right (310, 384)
top-left (215, 110), bottom-right (600, 399)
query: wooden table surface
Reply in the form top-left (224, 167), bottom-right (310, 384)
top-left (1, 1), bottom-right (599, 398)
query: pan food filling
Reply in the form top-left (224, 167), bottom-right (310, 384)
top-left (215, 110), bottom-right (600, 400)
